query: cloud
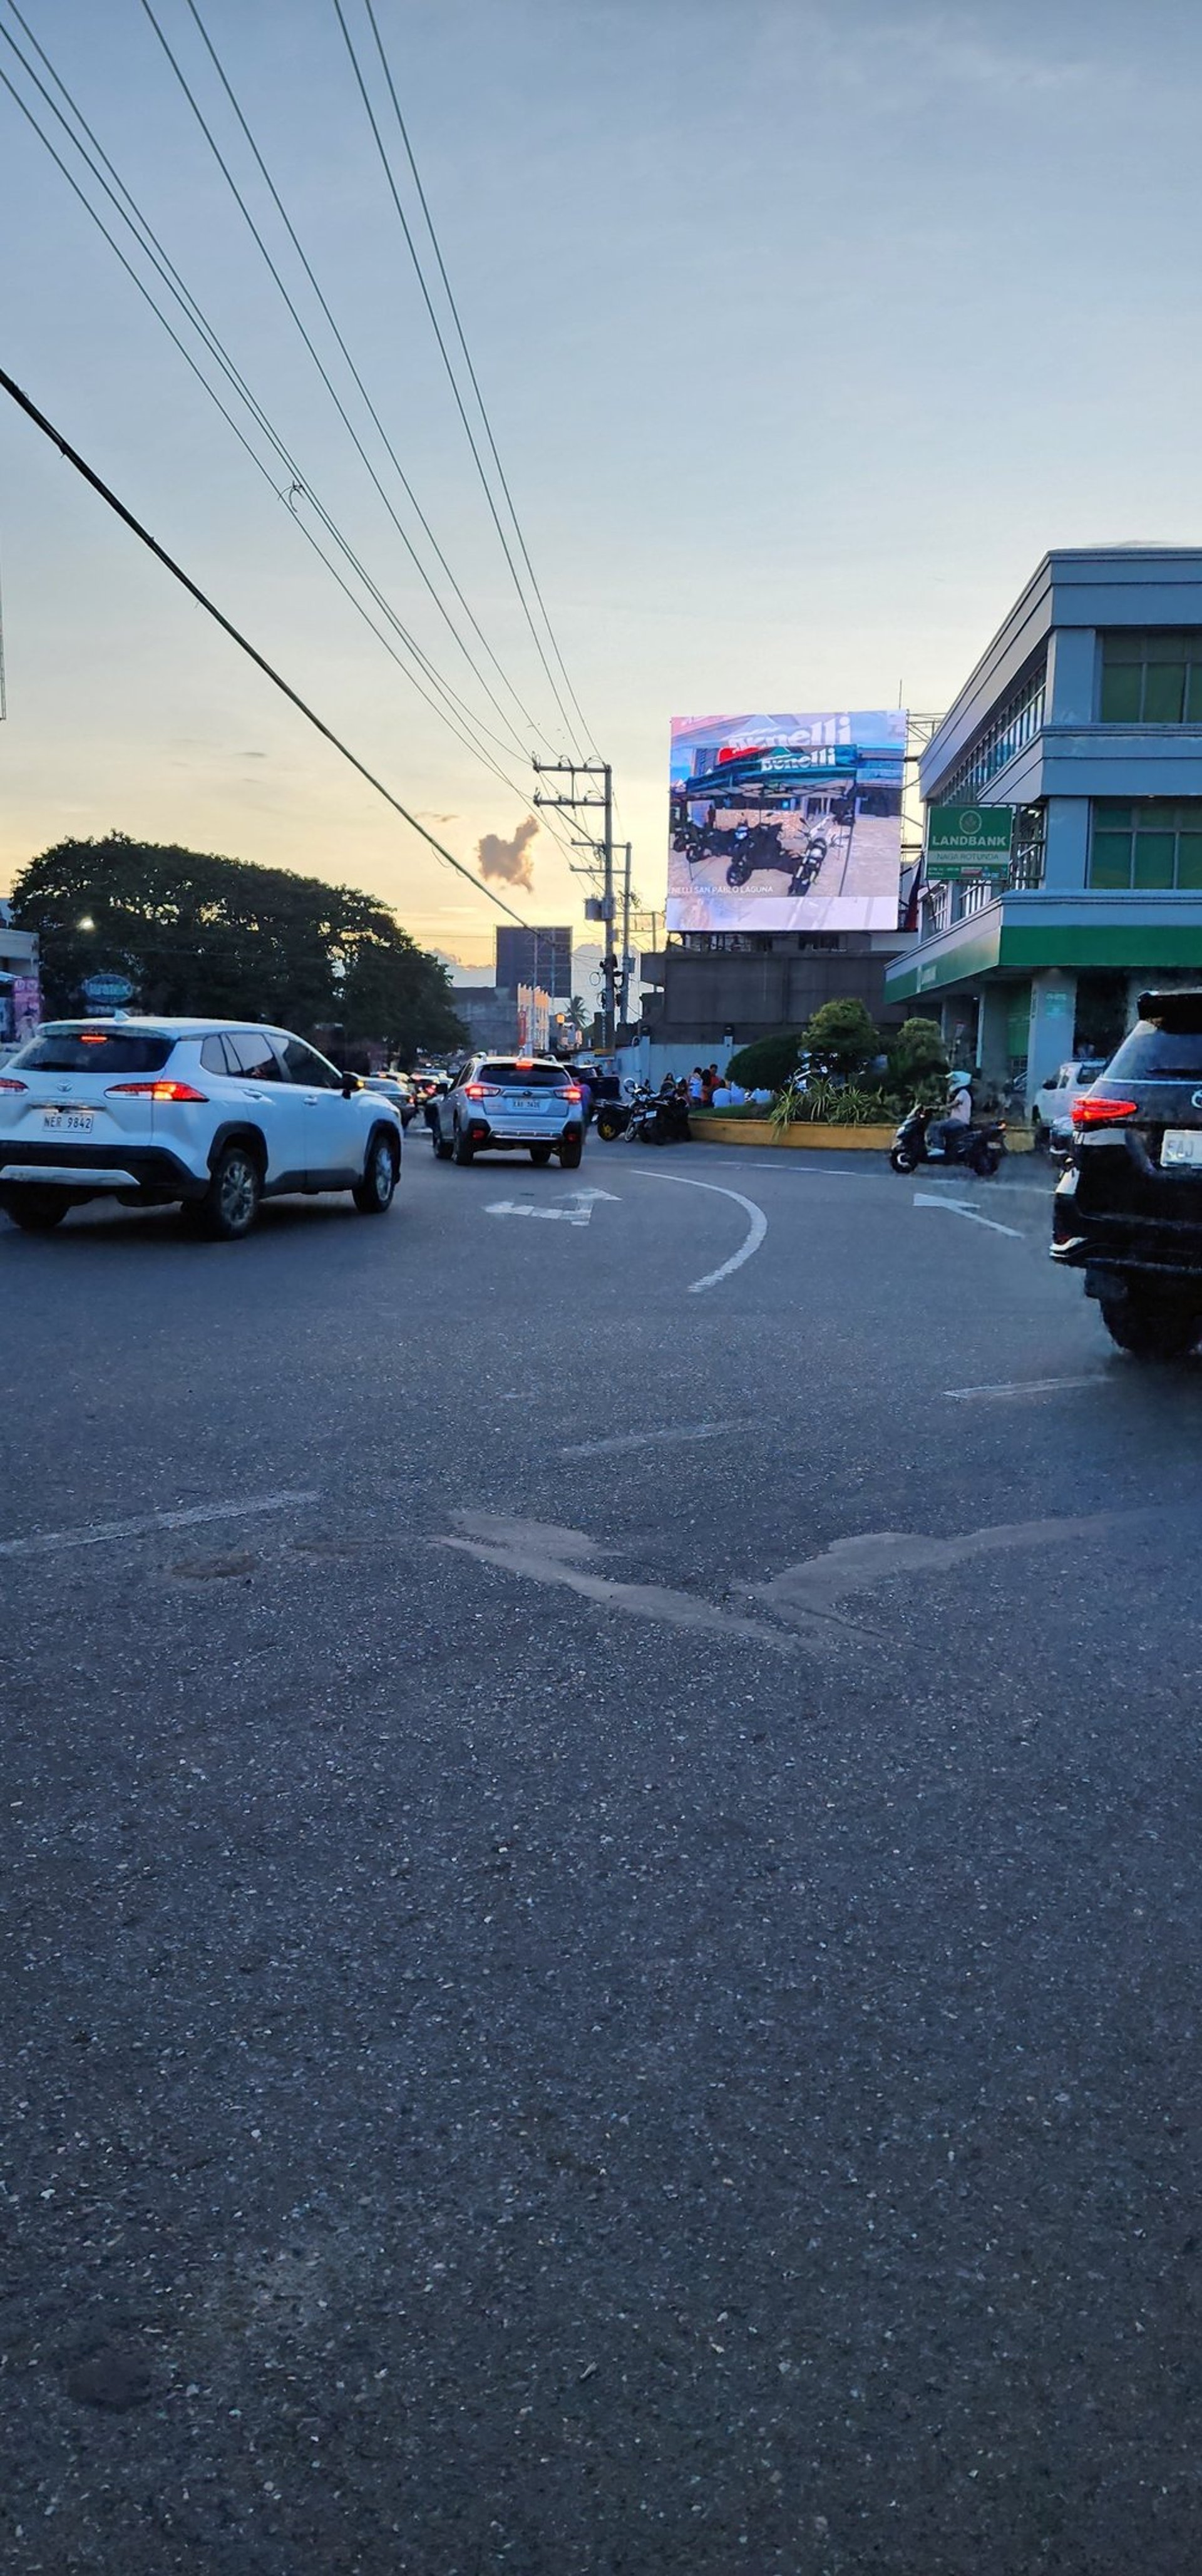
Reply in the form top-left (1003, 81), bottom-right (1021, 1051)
top-left (477, 814), bottom-right (538, 891)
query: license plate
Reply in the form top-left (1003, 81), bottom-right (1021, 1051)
top-left (1161, 1129), bottom-right (1202, 1167)
top-left (41, 1110), bottom-right (95, 1133)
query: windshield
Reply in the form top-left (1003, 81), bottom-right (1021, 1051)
top-left (1105, 1023), bottom-right (1202, 1080)
top-left (15, 1029), bottom-right (175, 1074)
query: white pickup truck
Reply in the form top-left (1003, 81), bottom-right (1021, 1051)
top-left (1031, 1058), bottom-right (1109, 1151)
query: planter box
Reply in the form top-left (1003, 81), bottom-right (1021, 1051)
top-left (689, 1118), bottom-right (1035, 1154)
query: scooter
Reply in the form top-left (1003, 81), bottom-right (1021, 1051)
top-left (889, 1105), bottom-right (1007, 1178)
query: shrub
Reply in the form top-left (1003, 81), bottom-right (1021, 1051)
top-left (801, 997), bottom-right (880, 1078)
top-left (725, 1030), bottom-right (805, 1091)
top-left (886, 1014), bottom-right (948, 1091)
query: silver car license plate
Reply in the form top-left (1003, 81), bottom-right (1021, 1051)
top-left (1161, 1129), bottom-right (1202, 1167)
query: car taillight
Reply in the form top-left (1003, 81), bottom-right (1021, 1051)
top-left (464, 1082), bottom-right (500, 1100)
top-left (560, 1085), bottom-right (582, 1101)
top-left (0, 1076), bottom-right (27, 1092)
top-left (1071, 1095), bottom-right (1139, 1127)
top-left (106, 1080), bottom-right (209, 1101)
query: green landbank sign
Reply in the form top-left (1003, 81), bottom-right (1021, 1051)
top-left (924, 804), bottom-right (1014, 880)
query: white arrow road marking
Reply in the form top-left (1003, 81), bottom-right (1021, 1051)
top-left (945, 1375), bottom-right (1099, 1401)
top-left (913, 1190), bottom-right (1022, 1239)
top-left (485, 1187), bottom-right (621, 1227)
top-left (626, 1168), bottom-right (768, 1292)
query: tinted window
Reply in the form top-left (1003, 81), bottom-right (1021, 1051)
top-left (200, 1035), bottom-right (234, 1074)
top-left (16, 1029), bottom-right (173, 1074)
top-left (225, 1031), bottom-right (284, 1081)
top-left (279, 1036), bottom-right (341, 1088)
top-left (480, 1061), bottom-right (570, 1088)
top-left (1107, 1023), bottom-right (1202, 1080)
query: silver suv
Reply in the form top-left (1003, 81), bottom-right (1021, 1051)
top-left (0, 1017), bottom-right (402, 1238)
top-left (432, 1056), bottom-right (584, 1168)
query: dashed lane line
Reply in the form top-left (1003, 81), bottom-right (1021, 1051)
top-left (0, 1490), bottom-right (319, 1561)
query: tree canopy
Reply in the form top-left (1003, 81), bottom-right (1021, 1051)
top-left (11, 832), bottom-right (466, 1062)
top-left (801, 996), bottom-right (880, 1077)
top-left (725, 1029), bottom-right (804, 1091)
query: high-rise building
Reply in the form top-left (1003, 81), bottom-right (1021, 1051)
top-left (495, 925), bottom-right (572, 997)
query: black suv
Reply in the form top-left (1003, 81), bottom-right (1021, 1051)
top-left (1052, 989), bottom-right (1202, 1355)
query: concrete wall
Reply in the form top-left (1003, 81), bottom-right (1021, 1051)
top-left (642, 940), bottom-right (910, 1051)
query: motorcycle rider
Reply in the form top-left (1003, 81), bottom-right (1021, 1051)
top-left (924, 1071), bottom-right (974, 1160)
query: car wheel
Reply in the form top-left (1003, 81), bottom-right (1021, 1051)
top-left (353, 1130), bottom-right (398, 1213)
top-left (1098, 1283), bottom-right (1201, 1360)
top-left (197, 1142), bottom-right (262, 1240)
top-left (433, 1123), bottom-right (453, 1160)
top-left (1, 1189), bottom-right (68, 1232)
top-left (558, 1134), bottom-right (583, 1169)
top-left (453, 1120), bottom-right (475, 1165)
top-left (529, 1145), bottom-right (553, 1165)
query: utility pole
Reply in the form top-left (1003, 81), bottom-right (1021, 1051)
top-left (533, 758), bottom-right (616, 1051)
top-left (617, 842), bottom-right (632, 1029)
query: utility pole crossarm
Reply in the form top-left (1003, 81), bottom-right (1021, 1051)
top-left (531, 752), bottom-right (617, 1049)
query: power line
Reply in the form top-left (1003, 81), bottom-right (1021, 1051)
top-left (175, 0), bottom-right (555, 760)
top-left (0, 16), bottom-right (564, 822)
top-left (0, 361), bottom-right (530, 924)
top-left (330, 0), bottom-right (587, 761)
top-left (361, 0), bottom-right (600, 763)
top-left (131, 0), bottom-right (545, 768)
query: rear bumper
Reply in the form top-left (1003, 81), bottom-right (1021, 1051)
top-left (1051, 1195), bottom-right (1202, 1280)
top-left (466, 1120), bottom-right (582, 1148)
top-left (0, 1141), bottom-right (204, 1200)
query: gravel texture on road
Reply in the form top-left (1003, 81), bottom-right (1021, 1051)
top-left (3, 1138), bottom-right (1201, 2574)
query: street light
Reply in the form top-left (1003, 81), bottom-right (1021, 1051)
top-left (76, 915), bottom-right (95, 932)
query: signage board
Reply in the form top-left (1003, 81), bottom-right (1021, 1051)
top-left (81, 971), bottom-right (136, 1010)
top-left (925, 805), bottom-right (1014, 862)
top-left (667, 711), bottom-right (907, 932)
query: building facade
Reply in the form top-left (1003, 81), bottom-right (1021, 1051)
top-left (885, 549), bottom-right (1202, 1100)
top-left (0, 909), bottom-right (40, 1048)
top-left (639, 929), bottom-right (914, 1061)
top-left (495, 925), bottom-right (572, 999)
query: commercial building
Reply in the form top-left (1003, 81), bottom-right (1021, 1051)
top-left (495, 925), bottom-right (572, 998)
top-left (0, 907), bottom-right (40, 1047)
top-left (639, 928), bottom-right (913, 1069)
top-left (885, 549), bottom-right (1202, 1101)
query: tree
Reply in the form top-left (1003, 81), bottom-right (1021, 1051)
top-left (9, 832), bottom-right (464, 1058)
top-left (801, 996), bottom-right (879, 1079)
top-left (725, 1029), bottom-right (804, 1091)
top-left (886, 1014), bottom-right (947, 1091)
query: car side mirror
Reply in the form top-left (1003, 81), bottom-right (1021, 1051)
top-left (341, 1069), bottom-right (359, 1097)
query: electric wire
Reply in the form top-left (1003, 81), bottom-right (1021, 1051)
top-left (0, 361), bottom-right (530, 924)
top-left (361, 0), bottom-right (600, 763)
top-left (330, 0), bottom-right (587, 762)
top-left (175, 0), bottom-right (555, 759)
top-left (0, 17), bottom-right (570, 830)
top-left (131, 0), bottom-right (548, 768)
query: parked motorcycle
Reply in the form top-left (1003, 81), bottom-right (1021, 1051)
top-left (625, 1086), bottom-right (690, 1146)
top-left (595, 1095), bottom-right (633, 1141)
top-left (889, 1105), bottom-right (1007, 1178)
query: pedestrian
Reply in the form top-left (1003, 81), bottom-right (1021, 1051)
top-left (688, 1066), bottom-right (704, 1102)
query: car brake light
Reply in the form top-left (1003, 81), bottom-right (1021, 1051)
top-left (561, 1084), bottom-right (582, 1101)
top-left (0, 1076), bottom-right (26, 1092)
top-left (464, 1082), bottom-right (500, 1100)
top-left (106, 1080), bottom-right (209, 1101)
top-left (1071, 1095), bottom-right (1139, 1126)
top-left (78, 1031), bottom-right (109, 1044)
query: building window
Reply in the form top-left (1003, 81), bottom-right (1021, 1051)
top-left (1099, 631), bottom-right (1202, 725)
top-left (933, 656), bottom-right (1047, 806)
top-left (1089, 800), bottom-right (1202, 890)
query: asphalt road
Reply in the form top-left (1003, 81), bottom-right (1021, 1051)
top-left (3, 1135), bottom-right (1202, 2575)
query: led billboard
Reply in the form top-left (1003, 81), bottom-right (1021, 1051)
top-left (667, 710), bottom-right (907, 932)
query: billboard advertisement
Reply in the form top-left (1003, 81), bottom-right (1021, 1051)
top-left (667, 710), bottom-right (907, 932)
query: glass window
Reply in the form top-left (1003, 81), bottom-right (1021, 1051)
top-left (226, 1031), bottom-right (284, 1080)
top-left (1108, 1018), bottom-right (1202, 1079)
top-left (279, 1036), bottom-right (341, 1088)
top-left (1099, 630), bottom-right (1202, 723)
top-left (1089, 798), bottom-right (1202, 889)
top-left (15, 1029), bottom-right (174, 1073)
top-left (200, 1035), bottom-right (234, 1074)
top-left (479, 1061), bottom-right (570, 1088)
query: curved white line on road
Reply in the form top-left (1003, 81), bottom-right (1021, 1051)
top-left (626, 1167), bottom-right (769, 1294)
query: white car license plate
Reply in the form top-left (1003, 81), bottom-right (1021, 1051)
top-left (1161, 1129), bottom-right (1202, 1167)
top-left (41, 1109), bottom-right (95, 1133)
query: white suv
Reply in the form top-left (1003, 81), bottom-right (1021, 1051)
top-left (0, 1017), bottom-right (402, 1239)
top-left (432, 1055), bottom-right (584, 1167)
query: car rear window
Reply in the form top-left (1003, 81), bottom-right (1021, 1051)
top-left (1107, 1023), bottom-right (1202, 1079)
top-left (15, 1029), bottom-right (175, 1074)
top-left (480, 1062), bottom-right (569, 1088)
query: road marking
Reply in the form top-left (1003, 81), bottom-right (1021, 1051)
top-left (485, 1186), bottom-right (620, 1228)
top-left (0, 1490), bottom-right (319, 1562)
top-left (750, 1510), bottom-right (1123, 1641)
top-left (913, 1190), bottom-right (1023, 1239)
top-left (945, 1376), bottom-right (1099, 1402)
top-left (561, 1416), bottom-right (756, 1460)
top-left (435, 1513), bottom-right (793, 1652)
top-left (626, 1168), bottom-right (768, 1292)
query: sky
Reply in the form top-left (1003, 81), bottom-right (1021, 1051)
top-left (3, 0), bottom-right (1201, 972)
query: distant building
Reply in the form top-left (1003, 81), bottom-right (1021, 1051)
top-left (0, 918), bottom-right (41, 1047)
top-left (455, 986), bottom-right (520, 1052)
top-left (640, 929), bottom-right (912, 1063)
top-left (495, 925), bottom-right (572, 997)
